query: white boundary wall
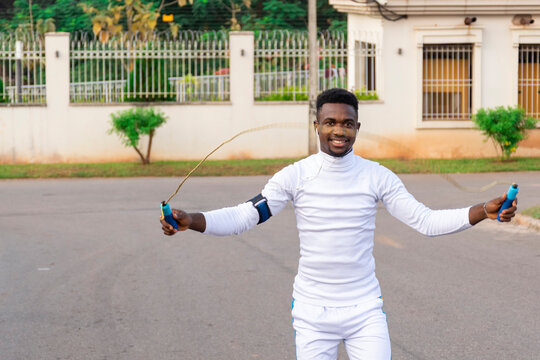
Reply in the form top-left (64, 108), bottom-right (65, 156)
top-left (2, 27), bottom-right (539, 164)
top-left (0, 32), bottom-right (309, 164)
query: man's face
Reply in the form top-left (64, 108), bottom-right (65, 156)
top-left (314, 103), bottom-right (360, 157)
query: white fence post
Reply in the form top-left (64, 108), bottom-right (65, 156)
top-left (45, 32), bottom-right (70, 108)
top-left (230, 31), bottom-right (254, 106)
top-left (44, 32), bottom-right (70, 159)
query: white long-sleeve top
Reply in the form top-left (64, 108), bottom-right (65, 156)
top-left (203, 151), bottom-right (472, 306)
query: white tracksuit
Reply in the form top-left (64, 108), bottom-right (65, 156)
top-left (203, 151), bottom-right (472, 359)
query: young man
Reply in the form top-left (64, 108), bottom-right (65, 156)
top-left (160, 88), bottom-right (517, 359)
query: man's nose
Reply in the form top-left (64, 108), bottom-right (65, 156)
top-left (332, 124), bottom-right (346, 135)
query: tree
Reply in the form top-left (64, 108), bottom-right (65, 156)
top-left (245, 0), bottom-right (305, 29)
top-left (473, 106), bottom-right (538, 161)
top-left (109, 107), bottom-right (167, 164)
top-left (177, 0), bottom-right (251, 30)
top-left (6, 0), bottom-right (56, 42)
top-left (79, 1), bottom-right (124, 42)
top-left (52, 0), bottom-right (108, 33)
top-left (78, 0), bottom-right (222, 41)
top-left (2, 0), bottom-right (100, 33)
top-left (241, 0), bottom-right (345, 30)
top-left (1, 0), bottom-right (346, 33)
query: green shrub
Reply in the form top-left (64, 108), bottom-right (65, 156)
top-left (257, 86), bottom-right (379, 102)
top-left (353, 89), bottom-right (378, 101)
top-left (473, 106), bottom-right (538, 160)
top-left (256, 85), bottom-right (309, 101)
top-left (124, 58), bottom-right (175, 102)
top-left (109, 107), bottom-right (167, 164)
top-left (0, 78), bottom-right (9, 103)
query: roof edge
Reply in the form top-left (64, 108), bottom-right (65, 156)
top-left (329, 0), bottom-right (540, 16)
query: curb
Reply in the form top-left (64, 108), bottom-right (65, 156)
top-left (514, 214), bottom-right (540, 232)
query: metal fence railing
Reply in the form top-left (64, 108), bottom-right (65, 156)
top-left (70, 31), bottom-right (230, 103)
top-left (168, 74), bottom-right (230, 102)
top-left (0, 33), bottom-right (46, 104)
top-left (70, 80), bottom-right (126, 103)
top-left (0, 30), bottom-right (377, 104)
top-left (254, 30), bottom-right (348, 101)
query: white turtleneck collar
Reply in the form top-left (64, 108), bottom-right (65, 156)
top-left (317, 149), bottom-right (356, 171)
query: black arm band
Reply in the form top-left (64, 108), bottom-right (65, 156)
top-left (247, 193), bottom-right (272, 224)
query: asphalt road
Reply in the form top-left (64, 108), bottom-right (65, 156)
top-left (1, 172), bottom-right (539, 360)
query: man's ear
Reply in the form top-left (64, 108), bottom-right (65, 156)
top-left (314, 120), bottom-right (319, 134)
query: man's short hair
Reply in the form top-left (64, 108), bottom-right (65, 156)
top-left (316, 88), bottom-right (358, 121)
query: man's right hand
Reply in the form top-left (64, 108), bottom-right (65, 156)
top-left (160, 209), bottom-right (192, 236)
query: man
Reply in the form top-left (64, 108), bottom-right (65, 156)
top-left (161, 88), bottom-right (517, 359)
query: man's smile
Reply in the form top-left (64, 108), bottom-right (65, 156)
top-left (330, 138), bottom-right (348, 146)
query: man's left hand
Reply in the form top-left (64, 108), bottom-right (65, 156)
top-left (484, 194), bottom-right (518, 222)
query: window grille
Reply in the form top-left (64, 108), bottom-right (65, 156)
top-left (422, 44), bottom-right (472, 121)
top-left (518, 44), bottom-right (540, 120)
top-left (354, 40), bottom-right (376, 94)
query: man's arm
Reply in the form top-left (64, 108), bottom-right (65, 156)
top-left (159, 199), bottom-right (270, 237)
top-left (159, 163), bottom-right (296, 237)
top-left (378, 166), bottom-right (519, 236)
top-left (161, 210), bottom-right (206, 236)
top-left (469, 194), bottom-right (517, 225)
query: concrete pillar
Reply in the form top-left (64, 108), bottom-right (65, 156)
top-left (45, 32), bottom-right (70, 108)
top-left (227, 31), bottom-right (256, 155)
top-left (45, 32), bottom-right (70, 161)
top-left (230, 31), bottom-right (254, 106)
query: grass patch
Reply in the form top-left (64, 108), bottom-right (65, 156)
top-left (378, 157), bottom-right (540, 174)
top-left (0, 157), bottom-right (538, 179)
top-left (0, 159), bottom-right (301, 179)
top-left (522, 206), bottom-right (540, 219)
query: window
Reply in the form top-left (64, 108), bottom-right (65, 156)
top-left (354, 40), bottom-right (376, 94)
top-left (415, 27), bottom-right (481, 128)
top-left (518, 44), bottom-right (540, 120)
top-left (422, 44), bottom-right (472, 121)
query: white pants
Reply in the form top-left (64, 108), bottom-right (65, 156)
top-left (291, 297), bottom-right (391, 360)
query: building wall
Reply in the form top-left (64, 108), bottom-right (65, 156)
top-left (349, 14), bottom-right (540, 159)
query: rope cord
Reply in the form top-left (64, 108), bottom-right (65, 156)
top-left (165, 122), bottom-right (510, 204)
top-left (358, 132), bottom-right (512, 192)
top-left (165, 122), bottom-right (306, 204)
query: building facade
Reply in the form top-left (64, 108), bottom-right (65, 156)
top-left (331, 0), bottom-right (540, 158)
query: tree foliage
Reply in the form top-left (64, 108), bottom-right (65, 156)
top-left (1, 0), bottom-right (108, 33)
top-left (1, 0), bottom-right (346, 33)
top-left (473, 106), bottom-right (538, 160)
top-left (109, 106), bottom-right (167, 164)
top-left (79, 0), bottom-right (165, 41)
top-left (244, 0), bottom-right (306, 29)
